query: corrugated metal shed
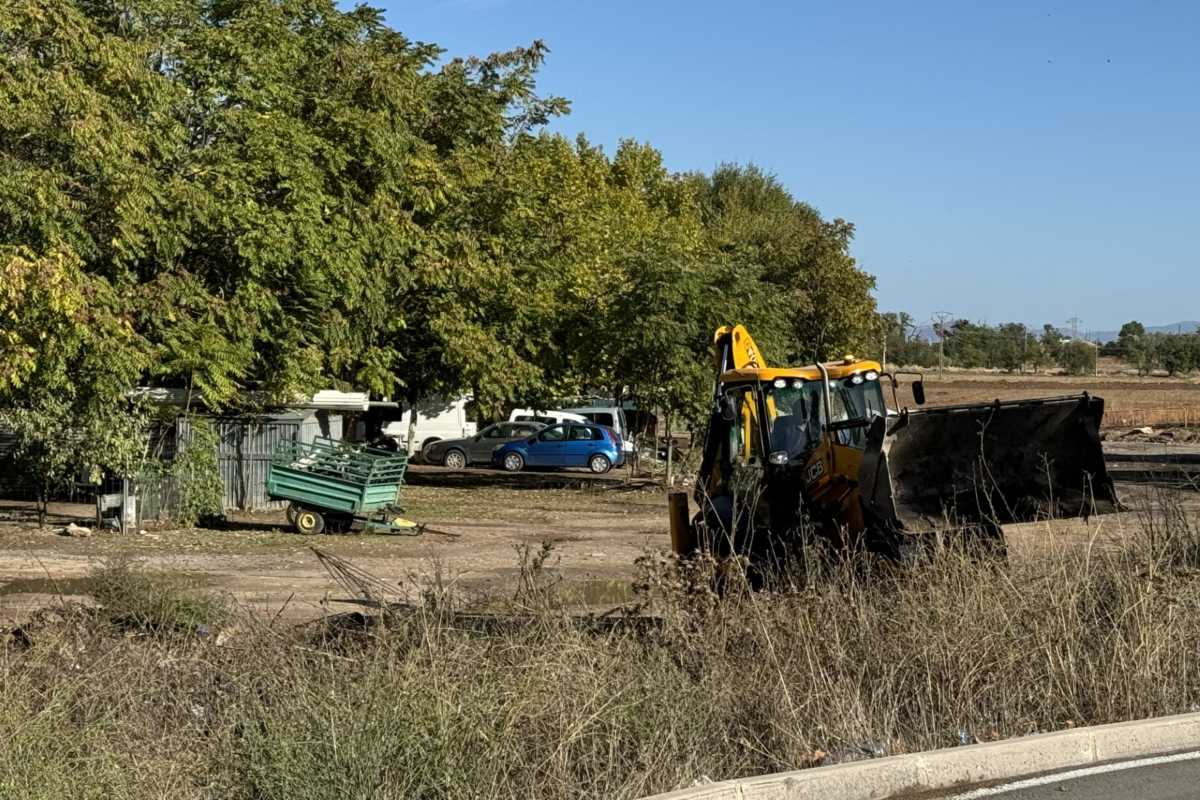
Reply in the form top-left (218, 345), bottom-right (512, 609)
top-left (178, 411), bottom-right (342, 511)
top-left (1, 411), bottom-right (342, 514)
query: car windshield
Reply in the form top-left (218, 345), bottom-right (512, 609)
top-left (765, 381), bottom-right (825, 462)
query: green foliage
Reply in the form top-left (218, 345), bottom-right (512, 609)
top-left (696, 165), bottom-right (874, 363)
top-left (173, 417), bottom-right (224, 526)
top-left (1, 0), bottom-right (882, 458)
top-left (1154, 333), bottom-right (1197, 376)
top-left (0, 248), bottom-right (148, 521)
top-left (91, 558), bottom-right (229, 635)
top-left (0, 675), bottom-right (132, 800)
top-left (1059, 340), bottom-right (1097, 375)
top-left (1102, 322), bottom-right (1200, 376)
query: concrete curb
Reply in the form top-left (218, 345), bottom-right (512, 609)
top-left (640, 712), bottom-right (1200, 800)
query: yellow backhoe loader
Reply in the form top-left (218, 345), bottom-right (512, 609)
top-left (668, 325), bottom-right (1118, 564)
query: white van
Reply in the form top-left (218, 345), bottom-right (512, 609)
top-left (507, 408), bottom-right (589, 427)
top-left (558, 405), bottom-right (635, 455)
top-left (384, 396), bottom-right (477, 453)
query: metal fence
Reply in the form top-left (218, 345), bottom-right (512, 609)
top-left (178, 412), bottom-right (342, 512)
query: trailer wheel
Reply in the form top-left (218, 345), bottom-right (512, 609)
top-left (294, 508), bottom-right (325, 535)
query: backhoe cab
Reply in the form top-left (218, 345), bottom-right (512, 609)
top-left (671, 325), bottom-right (1118, 566)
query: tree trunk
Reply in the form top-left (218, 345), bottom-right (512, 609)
top-left (405, 405), bottom-right (420, 457)
top-left (664, 411), bottom-right (673, 488)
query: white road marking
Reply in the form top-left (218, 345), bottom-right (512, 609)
top-left (944, 750), bottom-right (1200, 798)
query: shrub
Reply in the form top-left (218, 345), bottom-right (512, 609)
top-left (173, 417), bottom-right (224, 526)
top-left (90, 559), bottom-right (229, 635)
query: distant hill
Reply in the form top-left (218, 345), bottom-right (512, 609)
top-left (908, 321), bottom-right (1200, 343)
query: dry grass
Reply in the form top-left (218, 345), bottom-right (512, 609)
top-left (4, 496), bottom-right (1200, 799)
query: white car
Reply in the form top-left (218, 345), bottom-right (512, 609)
top-left (559, 405), bottom-right (635, 455)
top-left (384, 396), bottom-right (477, 454)
top-left (507, 408), bottom-right (589, 427)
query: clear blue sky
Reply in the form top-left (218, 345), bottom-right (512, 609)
top-left (380, 0), bottom-right (1198, 334)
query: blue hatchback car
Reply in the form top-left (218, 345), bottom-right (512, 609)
top-left (493, 422), bottom-right (624, 474)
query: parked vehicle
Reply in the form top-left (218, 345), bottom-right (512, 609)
top-left (422, 421), bottom-right (545, 468)
top-left (507, 408), bottom-right (588, 427)
top-left (492, 422), bottom-right (624, 474)
top-left (670, 324), bottom-right (1117, 568)
top-left (383, 396), bottom-right (477, 454)
top-left (560, 404), bottom-right (635, 455)
top-left (265, 437), bottom-right (412, 535)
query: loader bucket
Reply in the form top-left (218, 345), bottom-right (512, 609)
top-left (860, 394), bottom-right (1118, 535)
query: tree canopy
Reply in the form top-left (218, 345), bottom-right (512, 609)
top-left (0, 0), bottom-right (880, 456)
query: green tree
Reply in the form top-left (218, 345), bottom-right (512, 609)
top-left (1156, 334), bottom-right (1196, 376)
top-left (1116, 321), bottom-right (1154, 374)
top-left (0, 0), bottom-right (880, 498)
top-left (1040, 325), bottom-right (1064, 367)
top-left (0, 248), bottom-right (148, 523)
top-left (0, 0), bottom-right (567, 411)
top-left (1059, 341), bottom-right (1097, 376)
top-left (695, 165), bottom-right (876, 363)
top-left (993, 323), bottom-right (1030, 372)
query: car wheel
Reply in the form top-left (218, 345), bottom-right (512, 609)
top-left (443, 448), bottom-right (467, 470)
top-left (503, 452), bottom-right (524, 472)
top-left (419, 438), bottom-right (440, 463)
top-left (588, 454), bottom-right (612, 474)
top-left (294, 508), bottom-right (325, 535)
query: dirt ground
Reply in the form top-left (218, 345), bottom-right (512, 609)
top-left (3, 370), bottom-right (1199, 626)
top-left (0, 483), bottom-right (667, 625)
top-left (894, 371), bottom-right (1200, 427)
top-left (3, 472), bottom-right (1198, 627)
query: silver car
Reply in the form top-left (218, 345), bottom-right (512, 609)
top-left (421, 421), bottom-right (545, 469)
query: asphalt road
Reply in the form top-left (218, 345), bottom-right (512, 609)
top-left (937, 752), bottom-right (1200, 799)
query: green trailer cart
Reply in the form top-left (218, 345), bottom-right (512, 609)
top-left (266, 437), bottom-right (413, 534)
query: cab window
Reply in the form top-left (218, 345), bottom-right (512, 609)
top-left (764, 381), bottom-right (824, 462)
top-left (831, 377), bottom-right (887, 449)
